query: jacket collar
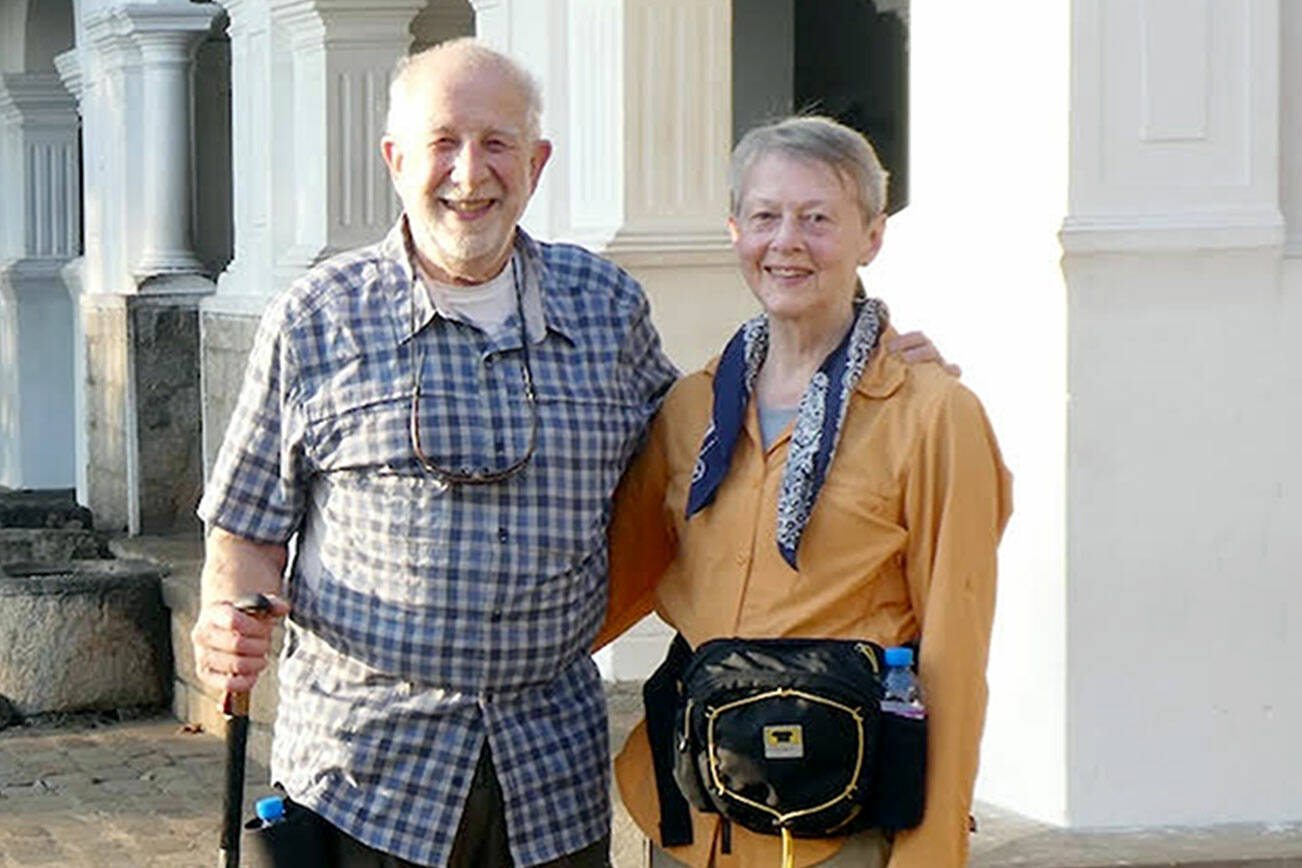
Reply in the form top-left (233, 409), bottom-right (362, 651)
top-left (701, 323), bottom-right (906, 400)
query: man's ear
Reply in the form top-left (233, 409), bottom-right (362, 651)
top-left (381, 136), bottom-right (403, 179)
top-left (726, 215), bottom-right (741, 245)
top-left (528, 139), bottom-right (553, 191)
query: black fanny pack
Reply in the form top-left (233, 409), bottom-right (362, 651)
top-left (644, 635), bottom-right (926, 851)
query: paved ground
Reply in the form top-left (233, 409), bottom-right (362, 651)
top-left (3, 694), bottom-right (1302, 867)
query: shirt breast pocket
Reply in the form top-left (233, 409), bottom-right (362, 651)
top-left (304, 394), bottom-right (455, 591)
top-left (819, 470), bottom-right (903, 532)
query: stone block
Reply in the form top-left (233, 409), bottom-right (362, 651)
top-left (0, 488), bottom-right (93, 530)
top-left (200, 311), bottom-right (260, 474)
top-left (0, 560), bottom-right (171, 716)
top-left (0, 529), bottom-right (108, 564)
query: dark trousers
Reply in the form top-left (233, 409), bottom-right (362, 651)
top-left (311, 746), bottom-right (610, 868)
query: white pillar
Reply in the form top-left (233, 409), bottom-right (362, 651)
top-left (0, 72), bottom-right (81, 489)
top-left (121, 3), bottom-right (222, 290)
top-left (268, 0), bottom-right (424, 275)
top-left (54, 47), bottom-right (90, 505)
top-left (1059, 0), bottom-right (1294, 827)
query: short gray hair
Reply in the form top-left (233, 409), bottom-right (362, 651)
top-left (729, 116), bottom-right (889, 222)
top-left (386, 38), bottom-right (543, 143)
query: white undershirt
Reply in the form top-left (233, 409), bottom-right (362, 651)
top-left (421, 259), bottom-right (517, 336)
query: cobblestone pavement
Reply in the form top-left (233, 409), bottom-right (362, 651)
top-left (0, 714), bottom-right (259, 867)
top-left (4, 706), bottom-right (1302, 868)
top-left (0, 695), bottom-right (644, 868)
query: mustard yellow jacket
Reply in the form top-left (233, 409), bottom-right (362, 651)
top-left (599, 327), bottom-right (1014, 867)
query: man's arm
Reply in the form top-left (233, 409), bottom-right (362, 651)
top-left (191, 526), bottom-right (291, 693)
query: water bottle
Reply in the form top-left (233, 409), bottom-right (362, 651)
top-left (880, 646), bottom-right (926, 720)
top-left (253, 795), bottom-right (286, 828)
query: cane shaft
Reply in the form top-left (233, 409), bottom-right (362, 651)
top-left (220, 711), bottom-right (250, 867)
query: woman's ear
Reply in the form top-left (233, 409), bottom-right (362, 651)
top-left (859, 213), bottom-right (887, 266)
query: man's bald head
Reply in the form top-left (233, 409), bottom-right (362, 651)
top-left (386, 38), bottom-right (543, 146)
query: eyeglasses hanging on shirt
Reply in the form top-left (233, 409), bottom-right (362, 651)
top-left (408, 255), bottom-right (539, 488)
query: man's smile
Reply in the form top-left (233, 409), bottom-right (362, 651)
top-left (439, 197), bottom-right (498, 218)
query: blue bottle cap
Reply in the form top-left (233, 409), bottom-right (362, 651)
top-left (255, 796), bottom-right (285, 824)
top-left (884, 646), bottom-right (914, 667)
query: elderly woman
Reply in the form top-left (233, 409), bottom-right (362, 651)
top-left (598, 116), bottom-right (1012, 867)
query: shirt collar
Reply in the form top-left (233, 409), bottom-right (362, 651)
top-left (387, 215), bottom-right (565, 346)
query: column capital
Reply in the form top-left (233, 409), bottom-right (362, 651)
top-left (269, 0), bottom-right (427, 46)
top-left (115, 2), bottom-right (224, 38)
top-left (0, 73), bottom-right (78, 128)
top-left (52, 50), bottom-right (84, 106)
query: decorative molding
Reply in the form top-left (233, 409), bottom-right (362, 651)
top-left (1068, 0), bottom-right (1281, 250)
top-left (1059, 210), bottom-right (1286, 254)
top-left (0, 73), bottom-right (78, 126)
top-left (1139, 0), bottom-right (1209, 143)
top-left (52, 50), bottom-right (84, 106)
top-left (0, 74), bottom-right (81, 261)
top-left (559, 0), bottom-right (731, 259)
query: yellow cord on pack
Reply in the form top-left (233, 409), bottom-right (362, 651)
top-left (780, 827), bottom-right (794, 868)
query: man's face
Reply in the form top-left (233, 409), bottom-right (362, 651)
top-left (382, 59), bottom-right (551, 284)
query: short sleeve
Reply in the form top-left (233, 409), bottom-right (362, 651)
top-left (617, 276), bottom-right (679, 442)
top-left (197, 298), bottom-right (310, 543)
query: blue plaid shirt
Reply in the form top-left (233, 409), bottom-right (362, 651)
top-left (198, 220), bottom-right (677, 867)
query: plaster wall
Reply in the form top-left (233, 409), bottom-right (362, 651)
top-left (0, 2), bottom-right (26, 72)
top-left (868, 0), bottom-right (1071, 823)
top-left (1063, 249), bottom-right (1301, 825)
top-left (0, 266), bottom-right (76, 488)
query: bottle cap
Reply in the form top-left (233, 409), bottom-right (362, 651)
top-left (884, 646), bottom-right (914, 667)
top-left (255, 796), bottom-right (285, 824)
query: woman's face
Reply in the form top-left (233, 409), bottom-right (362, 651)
top-left (728, 153), bottom-right (885, 327)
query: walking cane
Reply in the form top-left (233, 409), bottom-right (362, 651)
top-left (219, 593), bottom-right (274, 868)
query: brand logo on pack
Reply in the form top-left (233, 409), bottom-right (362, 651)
top-left (762, 724), bottom-right (804, 759)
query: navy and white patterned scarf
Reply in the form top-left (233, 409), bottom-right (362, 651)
top-left (686, 299), bottom-right (887, 569)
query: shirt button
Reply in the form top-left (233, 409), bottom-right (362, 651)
top-left (735, 551), bottom-right (749, 565)
top-left (497, 527), bottom-right (509, 543)
top-left (484, 356), bottom-right (495, 369)
top-left (490, 609), bottom-right (503, 622)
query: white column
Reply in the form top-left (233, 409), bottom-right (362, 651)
top-left (54, 47), bottom-right (90, 504)
top-left (120, 3), bottom-right (222, 290)
top-left (1060, 0), bottom-right (1298, 828)
top-left (267, 0), bottom-right (423, 278)
top-left (0, 73), bottom-right (81, 489)
top-left (550, 0), bottom-right (732, 262)
top-left (1062, 0), bottom-right (1283, 252)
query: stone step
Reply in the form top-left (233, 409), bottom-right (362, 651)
top-left (0, 487), bottom-right (94, 530)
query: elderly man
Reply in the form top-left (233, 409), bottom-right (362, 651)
top-left (192, 38), bottom-right (671, 867)
top-left (193, 37), bottom-right (947, 868)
